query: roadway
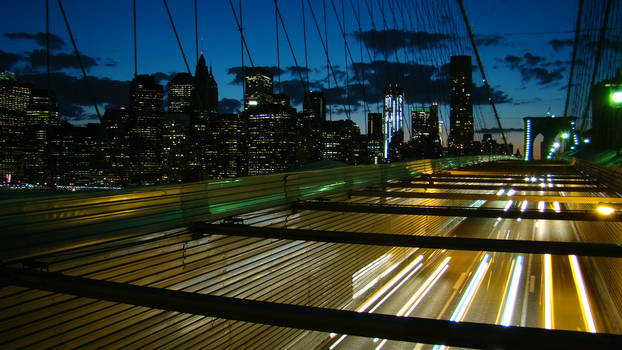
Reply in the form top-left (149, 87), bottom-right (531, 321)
top-left (323, 173), bottom-right (618, 349)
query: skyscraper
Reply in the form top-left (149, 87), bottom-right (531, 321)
top-left (25, 88), bottom-right (60, 183)
top-left (193, 54), bottom-right (218, 114)
top-left (449, 55), bottom-right (474, 154)
top-left (298, 91), bottom-right (326, 163)
top-left (207, 113), bottom-right (246, 178)
top-left (303, 91), bottom-right (326, 121)
top-left (0, 73), bottom-right (30, 182)
top-left (167, 73), bottom-right (194, 114)
top-left (383, 84), bottom-right (404, 159)
top-left (128, 74), bottom-right (163, 184)
top-left (244, 67), bottom-right (273, 109)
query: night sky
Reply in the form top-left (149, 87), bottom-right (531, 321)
top-left (0, 0), bottom-right (579, 151)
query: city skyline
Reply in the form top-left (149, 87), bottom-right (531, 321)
top-left (0, 0), bottom-right (580, 152)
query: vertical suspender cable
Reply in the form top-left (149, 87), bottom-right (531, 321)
top-left (163, 0), bottom-right (191, 74)
top-left (457, 0), bottom-right (507, 145)
top-left (133, 0), bottom-right (137, 77)
top-left (580, 0), bottom-right (613, 131)
top-left (228, 0), bottom-right (254, 68)
top-left (324, 0), bottom-right (332, 120)
top-left (56, 0), bottom-right (101, 121)
top-left (302, 0), bottom-right (310, 86)
top-left (195, 0), bottom-right (199, 65)
top-left (274, 1), bottom-right (308, 93)
top-left (275, 1), bottom-right (281, 92)
top-left (239, 0), bottom-right (245, 97)
top-left (563, 0), bottom-right (584, 118)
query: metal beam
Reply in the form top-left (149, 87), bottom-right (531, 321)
top-left (385, 182), bottom-right (603, 193)
top-left (429, 173), bottom-right (585, 180)
top-left (193, 223), bottom-right (622, 257)
top-left (419, 178), bottom-right (597, 185)
top-left (1, 267), bottom-right (620, 349)
top-left (293, 201), bottom-right (622, 221)
top-left (349, 190), bottom-right (622, 204)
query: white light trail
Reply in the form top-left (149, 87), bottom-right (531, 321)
top-left (520, 200), bottom-right (528, 212)
top-left (496, 188), bottom-right (506, 196)
top-left (353, 262), bottom-right (399, 299)
top-left (374, 339), bottom-right (388, 350)
top-left (353, 254), bottom-right (391, 282)
top-left (397, 258), bottom-right (451, 317)
top-left (569, 255), bottom-right (597, 333)
top-left (357, 256), bottom-right (424, 312)
top-left (504, 200), bottom-right (514, 212)
top-left (368, 263), bottom-right (423, 313)
top-left (450, 254), bottom-right (491, 322)
top-left (538, 201), bottom-right (546, 213)
top-left (507, 189), bottom-right (516, 197)
top-left (544, 254), bottom-right (553, 329)
top-left (553, 201), bottom-right (561, 213)
top-left (500, 256), bottom-right (523, 326)
top-left (329, 335), bottom-right (347, 349)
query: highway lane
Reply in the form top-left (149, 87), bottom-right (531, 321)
top-left (324, 173), bottom-right (618, 349)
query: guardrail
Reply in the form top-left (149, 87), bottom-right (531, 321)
top-left (0, 155), bottom-right (511, 262)
top-left (573, 157), bottom-right (622, 194)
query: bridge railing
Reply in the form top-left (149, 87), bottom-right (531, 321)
top-left (0, 155), bottom-right (511, 262)
top-left (573, 157), bottom-right (622, 194)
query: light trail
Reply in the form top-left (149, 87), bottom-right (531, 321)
top-left (397, 257), bottom-right (451, 317)
top-left (500, 256), bottom-right (523, 326)
top-left (352, 262), bottom-right (399, 299)
top-left (368, 263), bottom-right (423, 313)
top-left (544, 254), bottom-right (553, 329)
top-left (330, 255), bottom-right (425, 349)
top-left (450, 254), bottom-right (491, 322)
top-left (553, 201), bottom-right (561, 213)
top-left (504, 200), bottom-right (514, 212)
top-left (356, 255), bottom-right (424, 312)
top-left (569, 255), bottom-right (597, 333)
top-left (496, 188), bottom-right (506, 196)
top-left (520, 200), bottom-right (528, 212)
top-left (507, 189), bottom-right (516, 197)
top-left (538, 201), bottom-right (546, 212)
top-left (352, 254), bottom-right (391, 282)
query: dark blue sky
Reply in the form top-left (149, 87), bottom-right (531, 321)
top-left (0, 0), bottom-right (579, 149)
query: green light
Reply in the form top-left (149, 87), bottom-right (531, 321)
top-left (561, 132), bottom-right (569, 139)
top-left (612, 91), bottom-right (622, 104)
top-left (584, 138), bottom-right (591, 144)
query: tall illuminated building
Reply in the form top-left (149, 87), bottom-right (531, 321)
top-left (102, 106), bottom-right (130, 185)
top-left (25, 89), bottom-right (60, 183)
top-left (0, 72), bottom-right (31, 182)
top-left (207, 113), bottom-right (246, 178)
top-left (244, 67), bottom-right (273, 109)
top-left (128, 74), bottom-right (163, 184)
top-left (449, 55), bottom-right (474, 154)
top-left (298, 91), bottom-right (326, 163)
top-left (246, 103), bottom-right (297, 176)
top-left (383, 84), bottom-right (404, 159)
top-left (167, 73), bottom-right (194, 114)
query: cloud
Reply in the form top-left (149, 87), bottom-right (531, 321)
top-left (218, 98), bottom-right (241, 114)
top-left (18, 71), bottom-right (130, 121)
top-left (25, 49), bottom-right (99, 71)
top-left (354, 30), bottom-right (450, 56)
top-left (478, 127), bottom-right (524, 133)
top-left (475, 34), bottom-right (505, 46)
top-left (152, 71), bottom-right (176, 84)
top-left (286, 66), bottom-right (312, 77)
top-left (226, 66), bottom-right (285, 85)
top-left (521, 67), bottom-right (566, 85)
top-left (4, 32), bottom-right (66, 50)
top-left (502, 53), bottom-right (567, 85)
top-left (550, 39), bottom-right (573, 51)
top-left (0, 50), bottom-right (21, 70)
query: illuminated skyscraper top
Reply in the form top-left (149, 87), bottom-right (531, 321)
top-left (449, 55), bottom-right (474, 153)
top-left (244, 67), bottom-right (273, 109)
top-left (383, 84), bottom-right (404, 159)
top-left (168, 73), bottom-right (193, 114)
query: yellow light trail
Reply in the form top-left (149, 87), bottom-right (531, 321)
top-left (544, 254), bottom-right (553, 329)
top-left (569, 255), bottom-right (597, 333)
